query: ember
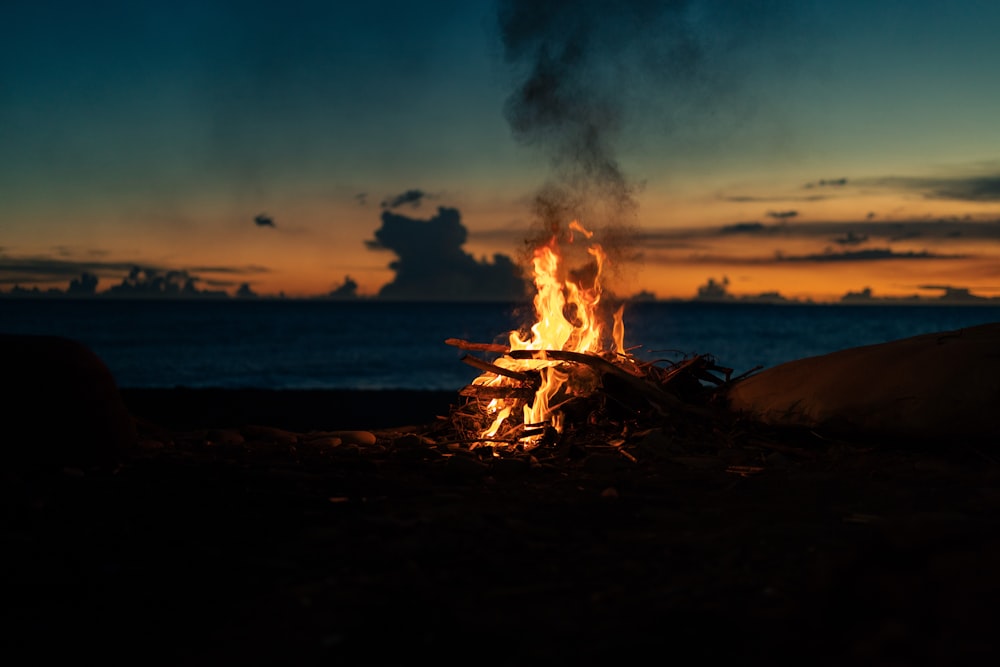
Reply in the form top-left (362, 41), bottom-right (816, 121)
top-left (446, 220), bottom-right (738, 451)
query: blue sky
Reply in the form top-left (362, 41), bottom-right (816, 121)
top-left (3, 0), bottom-right (1000, 301)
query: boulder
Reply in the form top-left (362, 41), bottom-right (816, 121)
top-left (724, 322), bottom-right (1000, 444)
top-left (0, 334), bottom-right (137, 468)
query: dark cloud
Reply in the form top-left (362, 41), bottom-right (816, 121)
top-left (766, 210), bottom-right (798, 221)
top-left (235, 283), bottom-right (258, 298)
top-left (67, 272), bottom-right (99, 295)
top-left (0, 254), bottom-right (269, 296)
top-left (0, 256), bottom-right (138, 285)
top-left (365, 206), bottom-right (527, 301)
top-left (105, 267), bottom-right (228, 298)
top-left (696, 275), bottom-right (731, 300)
top-left (380, 189), bottom-right (431, 210)
top-left (328, 275), bottom-right (359, 299)
top-left (254, 213), bottom-right (276, 227)
top-left (863, 174), bottom-right (1000, 202)
top-left (805, 177), bottom-right (848, 188)
top-left (917, 285), bottom-right (991, 302)
top-left (841, 285), bottom-right (999, 304)
top-left (832, 231), bottom-right (868, 246)
top-left (722, 194), bottom-right (829, 203)
top-left (187, 265), bottom-right (270, 275)
top-left (721, 222), bottom-right (766, 234)
top-left (635, 218), bottom-right (1000, 249)
top-left (355, 193), bottom-right (368, 206)
top-left (922, 176), bottom-right (1000, 201)
top-left (779, 248), bottom-right (964, 263)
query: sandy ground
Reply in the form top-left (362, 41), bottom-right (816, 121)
top-left (4, 387), bottom-right (1000, 666)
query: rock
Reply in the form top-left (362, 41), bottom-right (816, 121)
top-left (0, 334), bottom-right (137, 468)
top-left (241, 424), bottom-right (299, 445)
top-left (724, 322), bottom-right (1000, 444)
top-left (326, 430), bottom-right (377, 446)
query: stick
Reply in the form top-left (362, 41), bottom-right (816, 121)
top-left (460, 354), bottom-right (535, 383)
top-left (459, 385), bottom-right (537, 400)
top-left (445, 338), bottom-right (509, 353)
top-left (507, 349), bottom-right (711, 417)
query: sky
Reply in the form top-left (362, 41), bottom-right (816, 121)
top-left (3, 0), bottom-right (1000, 303)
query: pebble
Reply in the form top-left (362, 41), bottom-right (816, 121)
top-left (326, 430), bottom-right (377, 446)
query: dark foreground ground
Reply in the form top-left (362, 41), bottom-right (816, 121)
top-left (5, 388), bottom-right (1000, 665)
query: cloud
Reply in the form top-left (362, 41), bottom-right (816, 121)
top-left (328, 275), bottom-right (359, 299)
top-left (722, 194), bottom-right (829, 203)
top-left (861, 173), bottom-right (1000, 202)
top-left (840, 285), bottom-right (998, 304)
top-left (67, 272), bottom-right (99, 295)
top-left (766, 210), bottom-right (798, 221)
top-left (0, 253), bottom-right (269, 295)
top-left (0, 255), bottom-right (139, 285)
top-left (105, 267), bottom-right (229, 298)
top-left (187, 265), bottom-right (270, 275)
top-left (778, 248), bottom-right (965, 263)
top-left (832, 231), bottom-right (868, 246)
top-left (637, 218), bottom-right (1000, 248)
top-left (380, 189), bottom-right (432, 210)
top-left (916, 285), bottom-right (991, 302)
top-left (805, 177), bottom-right (848, 188)
top-left (720, 222), bottom-right (767, 234)
top-left (365, 206), bottom-right (527, 301)
top-left (235, 283), bottom-right (258, 298)
top-left (254, 213), bottom-right (276, 227)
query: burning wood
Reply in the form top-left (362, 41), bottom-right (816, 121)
top-left (459, 353), bottom-right (535, 383)
top-left (445, 338), bottom-right (509, 353)
top-left (444, 219), bottom-right (734, 452)
top-left (458, 385), bottom-right (536, 401)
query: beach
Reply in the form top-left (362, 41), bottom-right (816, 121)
top-left (5, 380), bottom-right (1000, 665)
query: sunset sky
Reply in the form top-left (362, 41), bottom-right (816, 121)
top-left (3, 0), bottom-right (1000, 302)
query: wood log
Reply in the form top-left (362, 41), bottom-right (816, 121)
top-left (507, 349), bottom-right (705, 416)
top-left (460, 354), bottom-right (535, 383)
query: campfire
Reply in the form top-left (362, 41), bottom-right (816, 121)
top-left (446, 220), bottom-right (739, 452)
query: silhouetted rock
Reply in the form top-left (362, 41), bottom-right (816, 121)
top-left (725, 322), bottom-right (1000, 444)
top-left (0, 334), bottom-right (136, 468)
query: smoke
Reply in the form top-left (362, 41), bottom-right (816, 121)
top-left (500, 0), bottom-right (687, 224)
top-left (497, 0), bottom-right (810, 235)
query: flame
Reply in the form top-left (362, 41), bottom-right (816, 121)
top-left (472, 220), bottom-right (627, 448)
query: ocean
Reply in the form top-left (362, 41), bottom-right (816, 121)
top-left (3, 298), bottom-right (999, 390)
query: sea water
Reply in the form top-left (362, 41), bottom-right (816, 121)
top-left (2, 298), bottom-right (999, 390)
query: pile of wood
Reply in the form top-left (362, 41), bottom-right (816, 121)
top-left (443, 337), bottom-right (750, 450)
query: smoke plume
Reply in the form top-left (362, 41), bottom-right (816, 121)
top-left (500, 0), bottom-right (691, 225)
top-left (497, 0), bottom-right (808, 238)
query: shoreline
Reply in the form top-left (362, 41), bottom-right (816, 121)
top-left (120, 386), bottom-right (461, 432)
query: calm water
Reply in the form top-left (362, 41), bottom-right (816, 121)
top-left (3, 298), bottom-right (999, 390)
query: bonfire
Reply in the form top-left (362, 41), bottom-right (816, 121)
top-left (446, 221), bottom-right (740, 451)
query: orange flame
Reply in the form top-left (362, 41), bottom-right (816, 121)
top-left (473, 220), bottom-right (626, 447)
